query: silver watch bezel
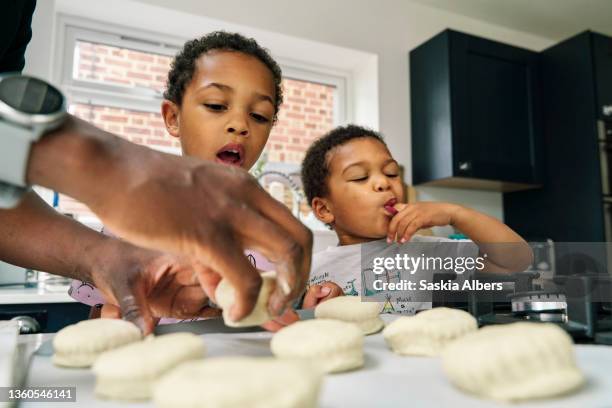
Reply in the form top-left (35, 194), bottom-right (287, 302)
top-left (0, 73), bottom-right (67, 138)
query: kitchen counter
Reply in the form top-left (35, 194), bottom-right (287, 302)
top-left (16, 316), bottom-right (612, 408)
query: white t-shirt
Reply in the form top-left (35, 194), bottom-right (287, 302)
top-left (309, 236), bottom-right (479, 315)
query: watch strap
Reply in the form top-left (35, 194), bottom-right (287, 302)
top-left (0, 120), bottom-right (35, 187)
top-left (0, 181), bottom-right (28, 209)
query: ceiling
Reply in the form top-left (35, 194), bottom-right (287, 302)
top-left (408, 0), bottom-right (612, 40)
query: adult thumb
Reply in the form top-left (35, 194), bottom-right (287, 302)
top-left (115, 281), bottom-right (155, 335)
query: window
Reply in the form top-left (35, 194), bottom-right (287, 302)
top-left (56, 21), bottom-right (346, 228)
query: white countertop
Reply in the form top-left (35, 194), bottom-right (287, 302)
top-left (17, 316), bottom-right (612, 408)
top-left (0, 286), bottom-right (74, 304)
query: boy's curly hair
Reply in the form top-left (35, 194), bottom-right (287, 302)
top-left (301, 124), bottom-right (386, 206)
top-left (164, 31), bottom-right (283, 122)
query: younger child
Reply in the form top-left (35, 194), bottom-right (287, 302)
top-left (301, 125), bottom-right (533, 313)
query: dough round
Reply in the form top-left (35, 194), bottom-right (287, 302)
top-left (441, 322), bottom-right (585, 402)
top-left (93, 332), bottom-right (205, 401)
top-left (271, 319), bottom-right (364, 373)
top-left (215, 271), bottom-right (275, 327)
top-left (314, 296), bottom-right (384, 335)
top-left (53, 318), bottom-right (142, 368)
top-left (383, 307), bottom-right (477, 356)
top-left (153, 357), bottom-right (323, 408)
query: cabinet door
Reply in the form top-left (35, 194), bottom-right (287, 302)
top-left (450, 31), bottom-right (541, 184)
top-left (593, 33), bottom-right (612, 120)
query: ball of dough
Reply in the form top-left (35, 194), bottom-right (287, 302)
top-left (383, 307), bottom-right (477, 356)
top-left (53, 318), bottom-right (142, 368)
top-left (153, 357), bottom-right (323, 408)
top-left (93, 333), bottom-right (205, 401)
top-left (441, 322), bottom-right (585, 402)
top-left (314, 296), bottom-right (384, 335)
top-left (215, 271), bottom-right (275, 327)
top-left (271, 319), bottom-right (364, 373)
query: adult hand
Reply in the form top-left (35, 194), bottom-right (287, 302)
top-left (0, 191), bottom-right (217, 335)
top-left (27, 115), bottom-right (312, 322)
top-left (101, 295), bottom-right (299, 333)
top-left (88, 240), bottom-right (222, 334)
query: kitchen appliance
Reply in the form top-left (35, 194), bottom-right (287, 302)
top-left (467, 272), bottom-right (612, 345)
top-left (601, 120), bottom-right (612, 260)
top-left (528, 239), bottom-right (556, 291)
top-left (510, 290), bottom-right (567, 322)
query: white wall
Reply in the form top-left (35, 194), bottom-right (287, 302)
top-left (26, 0), bottom-right (556, 226)
top-left (24, 0), bottom-right (56, 80)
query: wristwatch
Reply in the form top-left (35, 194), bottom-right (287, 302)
top-left (0, 74), bottom-right (67, 208)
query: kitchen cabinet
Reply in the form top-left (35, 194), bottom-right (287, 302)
top-left (504, 31), bottom-right (611, 243)
top-left (593, 33), bottom-right (612, 120)
top-left (0, 303), bottom-right (89, 333)
top-left (0, 287), bottom-right (90, 333)
top-left (410, 29), bottom-right (542, 191)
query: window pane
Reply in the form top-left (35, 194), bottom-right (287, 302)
top-left (73, 41), bottom-right (172, 94)
top-left (64, 38), bottom-right (338, 229)
top-left (265, 78), bottom-right (335, 165)
top-left (69, 103), bottom-right (180, 150)
top-left (259, 78), bottom-right (336, 223)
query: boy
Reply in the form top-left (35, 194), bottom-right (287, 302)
top-left (301, 124), bottom-right (533, 313)
top-left (72, 31), bottom-right (309, 330)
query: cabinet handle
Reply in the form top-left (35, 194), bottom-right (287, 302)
top-left (458, 161), bottom-right (471, 171)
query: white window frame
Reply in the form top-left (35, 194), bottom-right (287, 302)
top-left (57, 16), bottom-right (179, 112)
top-left (55, 14), bottom-right (348, 136)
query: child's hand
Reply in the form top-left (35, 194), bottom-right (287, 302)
top-left (100, 303), bottom-right (163, 327)
top-left (261, 309), bottom-right (300, 332)
top-left (387, 202), bottom-right (460, 244)
top-left (302, 282), bottom-right (344, 309)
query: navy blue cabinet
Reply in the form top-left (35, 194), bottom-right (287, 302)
top-left (504, 31), bottom-right (611, 242)
top-left (410, 29), bottom-right (542, 192)
top-left (1, 302), bottom-right (90, 333)
top-left (593, 33), bottom-right (612, 120)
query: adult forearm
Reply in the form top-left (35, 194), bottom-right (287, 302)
top-left (25, 114), bottom-right (194, 234)
top-left (0, 190), bottom-right (111, 281)
top-left (22, 113), bottom-right (312, 319)
top-left (27, 115), bottom-right (138, 209)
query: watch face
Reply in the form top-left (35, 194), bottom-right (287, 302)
top-left (0, 76), bottom-right (63, 115)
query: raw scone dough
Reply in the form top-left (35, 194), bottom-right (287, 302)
top-left (271, 319), bottom-right (364, 373)
top-left (53, 318), bottom-right (142, 368)
top-left (441, 322), bottom-right (585, 402)
top-left (215, 271), bottom-right (275, 327)
top-left (93, 332), bottom-right (205, 400)
top-left (314, 295), bottom-right (384, 335)
top-left (153, 357), bottom-right (323, 408)
top-left (383, 307), bottom-right (477, 356)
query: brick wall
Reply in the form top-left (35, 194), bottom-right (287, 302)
top-left (69, 104), bottom-right (181, 150)
top-left (75, 41), bottom-right (171, 94)
top-left (60, 41), bottom-right (335, 220)
top-left (266, 79), bottom-right (335, 164)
